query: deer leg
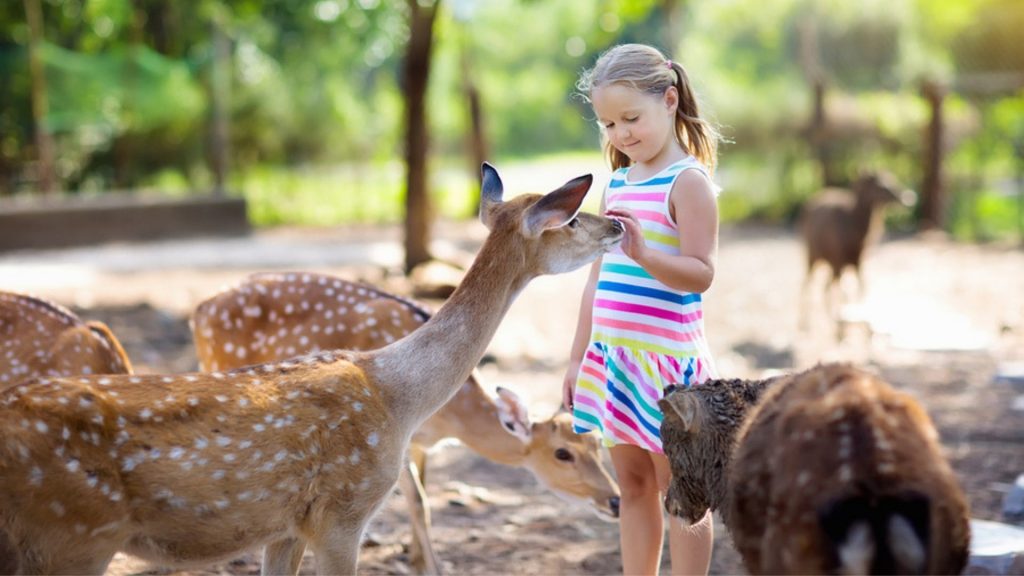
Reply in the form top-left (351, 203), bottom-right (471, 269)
top-left (262, 537), bottom-right (307, 576)
top-left (400, 444), bottom-right (442, 575)
top-left (827, 268), bottom-right (844, 341)
top-left (798, 264), bottom-right (816, 332)
top-left (309, 526), bottom-right (362, 576)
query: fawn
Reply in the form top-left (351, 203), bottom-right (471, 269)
top-left (191, 272), bottom-right (621, 573)
top-left (0, 163), bottom-right (623, 575)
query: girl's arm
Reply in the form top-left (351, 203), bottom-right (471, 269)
top-left (605, 170), bottom-right (718, 293)
top-left (562, 191), bottom-right (608, 410)
top-left (562, 257), bottom-right (602, 410)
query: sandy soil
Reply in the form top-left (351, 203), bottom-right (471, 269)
top-left (4, 221), bottom-right (1023, 575)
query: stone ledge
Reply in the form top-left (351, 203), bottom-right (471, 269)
top-left (0, 193), bottom-right (250, 251)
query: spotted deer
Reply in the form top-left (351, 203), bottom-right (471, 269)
top-left (191, 272), bottom-right (621, 574)
top-left (0, 163), bottom-right (623, 575)
top-left (0, 291), bottom-right (132, 387)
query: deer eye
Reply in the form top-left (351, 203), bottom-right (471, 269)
top-left (567, 217), bottom-right (580, 229)
top-left (554, 448), bottom-right (574, 462)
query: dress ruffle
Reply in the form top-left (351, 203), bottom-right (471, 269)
top-left (571, 341), bottom-right (710, 454)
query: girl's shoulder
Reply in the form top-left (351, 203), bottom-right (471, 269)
top-left (672, 157), bottom-right (721, 198)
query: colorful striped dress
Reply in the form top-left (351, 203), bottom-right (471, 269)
top-left (571, 156), bottom-right (719, 454)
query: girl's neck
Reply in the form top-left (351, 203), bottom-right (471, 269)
top-left (628, 142), bottom-right (687, 180)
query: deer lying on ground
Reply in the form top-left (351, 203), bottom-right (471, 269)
top-left (0, 163), bottom-right (623, 575)
top-left (799, 171), bottom-right (914, 334)
top-left (659, 363), bottom-right (970, 575)
top-left (191, 272), bottom-right (621, 574)
top-left (0, 291), bottom-right (132, 386)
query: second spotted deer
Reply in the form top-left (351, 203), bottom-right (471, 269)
top-left (0, 163), bottom-right (623, 575)
top-left (192, 272), bottom-right (621, 574)
top-left (0, 291), bottom-right (132, 386)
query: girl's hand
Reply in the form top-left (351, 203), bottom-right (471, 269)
top-left (562, 362), bottom-right (580, 411)
top-left (605, 208), bottom-right (647, 263)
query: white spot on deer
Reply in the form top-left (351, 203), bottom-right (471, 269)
top-left (49, 501), bottom-right (66, 517)
top-left (367, 432), bottom-right (379, 447)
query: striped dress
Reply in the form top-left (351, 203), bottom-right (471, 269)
top-left (572, 156), bottom-right (719, 454)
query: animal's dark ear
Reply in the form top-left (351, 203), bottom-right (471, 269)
top-left (479, 162), bottom-right (504, 229)
top-left (522, 174), bottom-right (593, 237)
top-left (660, 392), bottom-right (702, 433)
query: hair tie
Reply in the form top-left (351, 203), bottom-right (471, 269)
top-left (666, 60), bottom-right (674, 69)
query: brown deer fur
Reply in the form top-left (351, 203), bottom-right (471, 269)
top-left (190, 273), bottom-right (621, 574)
top-left (659, 363), bottom-right (970, 575)
top-left (0, 291), bottom-right (132, 386)
top-left (0, 163), bottom-right (623, 575)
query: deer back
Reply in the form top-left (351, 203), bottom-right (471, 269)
top-left (0, 292), bottom-right (132, 387)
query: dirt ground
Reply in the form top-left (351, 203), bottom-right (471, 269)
top-left (4, 221), bottom-right (1023, 575)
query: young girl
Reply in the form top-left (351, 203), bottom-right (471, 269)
top-left (563, 44), bottom-right (720, 575)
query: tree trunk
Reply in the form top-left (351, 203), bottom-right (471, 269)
top-left (210, 15), bottom-right (231, 196)
top-left (662, 0), bottom-right (684, 57)
top-left (809, 79), bottom-right (838, 187)
top-left (460, 37), bottom-right (488, 216)
top-left (919, 80), bottom-right (946, 230)
top-left (23, 0), bottom-right (56, 195)
top-left (402, 0), bottom-right (440, 273)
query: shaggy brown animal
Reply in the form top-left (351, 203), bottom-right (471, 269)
top-left (799, 171), bottom-right (913, 332)
top-left (659, 364), bottom-right (970, 575)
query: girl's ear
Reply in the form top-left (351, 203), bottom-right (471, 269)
top-left (664, 86), bottom-right (679, 115)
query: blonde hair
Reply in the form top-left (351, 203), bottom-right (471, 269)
top-left (577, 44), bottom-right (719, 173)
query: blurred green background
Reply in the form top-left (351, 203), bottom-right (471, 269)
top-left (1, 0), bottom-right (1022, 242)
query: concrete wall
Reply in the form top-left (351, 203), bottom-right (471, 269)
top-left (0, 194), bottom-right (250, 251)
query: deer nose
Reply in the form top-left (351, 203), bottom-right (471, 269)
top-left (609, 496), bottom-right (621, 517)
top-left (610, 219), bottom-right (624, 233)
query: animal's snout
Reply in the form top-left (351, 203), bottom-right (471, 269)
top-left (609, 496), bottom-right (620, 518)
top-left (610, 219), bottom-right (624, 233)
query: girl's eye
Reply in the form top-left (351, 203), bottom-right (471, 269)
top-left (625, 116), bottom-right (639, 122)
top-left (603, 122), bottom-right (614, 129)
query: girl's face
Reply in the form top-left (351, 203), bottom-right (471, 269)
top-left (592, 83), bottom-right (678, 166)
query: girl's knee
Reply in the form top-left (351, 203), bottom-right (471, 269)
top-left (617, 469), bottom-right (660, 501)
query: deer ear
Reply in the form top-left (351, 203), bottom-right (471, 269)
top-left (85, 321), bottom-right (133, 373)
top-left (479, 162), bottom-right (504, 229)
top-left (660, 392), bottom-right (702, 433)
top-left (495, 386), bottom-right (532, 443)
top-left (522, 174), bottom-right (593, 237)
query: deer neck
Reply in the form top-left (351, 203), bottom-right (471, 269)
top-left (371, 231), bottom-right (533, 433)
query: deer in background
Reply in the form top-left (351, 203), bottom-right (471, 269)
top-left (191, 272), bottom-right (621, 574)
top-left (799, 171), bottom-right (914, 336)
top-left (0, 291), bottom-right (132, 386)
top-left (0, 163), bottom-right (623, 575)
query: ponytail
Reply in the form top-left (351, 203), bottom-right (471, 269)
top-left (669, 61), bottom-right (718, 174)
